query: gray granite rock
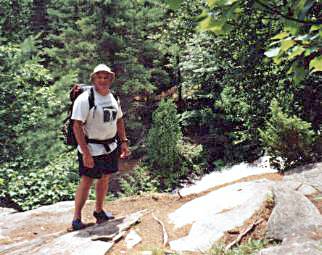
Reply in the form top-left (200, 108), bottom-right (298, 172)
top-left (266, 184), bottom-right (322, 241)
top-left (0, 201), bottom-right (74, 247)
top-left (298, 184), bottom-right (319, 195)
top-left (257, 163), bottom-right (322, 255)
top-left (169, 180), bottom-right (274, 252)
top-left (178, 162), bottom-right (277, 196)
top-left (257, 240), bottom-right (322, 255)
top-left (284, 162), bottom-right (322, 192)
top-left (0, 207), bottom-right (17, 217)
top-left (1, 210), bottom-right (146, 255)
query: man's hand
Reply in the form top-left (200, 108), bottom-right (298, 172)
top-left (83, 152), bottom-right (94, 168)
top-left (120, 142), bottom-right (130, 159)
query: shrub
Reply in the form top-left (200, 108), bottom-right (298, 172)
top-left (0, 152), bottom-right (78, 211)
top-left (147, 99), bottom-right (182, 189)
top-left (178, 140), bottom-right (206, 176)
top-left (210, 239), bottom-right (270, 255)
top-left (118, 165), bottom-right (159, 197)
top-left (259, 99), bottom-right (317, 171)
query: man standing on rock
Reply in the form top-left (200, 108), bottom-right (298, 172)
top-left (71, 64), bottom-right (130, 230)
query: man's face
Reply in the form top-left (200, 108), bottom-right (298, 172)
top-left (93, 71), bottom-right (114, 88)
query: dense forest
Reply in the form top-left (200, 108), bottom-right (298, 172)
top-left (0, 0), bottom-right (321, 211)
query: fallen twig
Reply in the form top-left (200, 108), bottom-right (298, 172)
top-left (225, 218), bottom-right (264, 252)
top-left (152, 213), bottom-right (169, 246)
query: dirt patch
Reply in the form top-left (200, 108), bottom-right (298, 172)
top-left (216, 196), bottom-right (275, 248)
top-left (81, 194), bottom-right (191, 255)
top-left (5, 211), bottom-right (70, 244)
top-left (90, 173), bottom-right (282, 254)
top-left (306, 192), bottom-right (322, 214)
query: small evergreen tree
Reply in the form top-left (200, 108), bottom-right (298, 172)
top-left (259, 99), bottom-right (317, 171)
top-left (147, 99), bottom-right (182, 188)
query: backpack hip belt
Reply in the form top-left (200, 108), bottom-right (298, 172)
top-left (85, 136), bottom-right (117, 153)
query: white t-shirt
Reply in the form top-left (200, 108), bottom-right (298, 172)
top-left (71, 88), bottom-right (123, 156)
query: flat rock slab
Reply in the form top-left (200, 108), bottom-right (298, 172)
top-left (179, 163), bottom-right (277, 196)
top-left (283, 162), bottom-right (322, 193)
top-left (169, 180), bottom-right (274, 252)
top-left (0, 207), bottom-right (17, 218)
top-left (266, 183), bottom-right (322, 241)
top-left (2, 210), bottom-right (146, 255)
top-left (0, 201), bottom-right (74, 245)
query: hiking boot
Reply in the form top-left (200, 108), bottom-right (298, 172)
top-left (93, 210), bottom-right (114, 224)
top-left (71, 219), bottom-right (86, 231)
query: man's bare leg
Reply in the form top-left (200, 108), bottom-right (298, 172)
top-left (95, 174), bottom-right (110, 212)
top-left (73, 175), bottom-right (94, 220)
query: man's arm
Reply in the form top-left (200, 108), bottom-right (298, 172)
top-left (116, 117), bottom-right (127, 142)
top-left (117, 118), bottom-right (130, 159)
top-left (73, 120), bottom-right (94, 168)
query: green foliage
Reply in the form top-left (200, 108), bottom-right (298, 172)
top-left (0, 36), bottom-right (80, 210)
top-left (0, 0), bottom-right (172, 210)
top-left (179, 140), bottom-right (206, 175)
top-left (118, 165), bottom-right (159, 197)
top-left (179, 9), bottom-right (285, 165)
top-left (44, 0), bottom-right (171, 147)
top-left (147, 99), bottom-right (182, 170)
top-left (0, 39), bottom-right (59, 167)
top-left (133, 247), bottom-right (179, 255)
top-left (119, 138), bottom-right (206, 196)
top-left (210, 239), bottom-right (270, 255)
top-left (0, 152), bottom-right (78, 211)
top-left (147, 99), bottom-right (182, 188)
top-left (259, 99), bottom-right (317, 171)
top-left (169, 0), bottom-right (321, 80)
top-left (0, 0), bottom-right (33, 41)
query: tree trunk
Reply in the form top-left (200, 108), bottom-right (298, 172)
top-left (30, 0), bottom-right (49, 34)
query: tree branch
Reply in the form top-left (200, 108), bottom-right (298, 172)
top-left (152, 213), bottom-right (169, 246)
top-left (254, 0), bottom-right (321, 25)
top-left (225, 219), bottom-right (264, 252)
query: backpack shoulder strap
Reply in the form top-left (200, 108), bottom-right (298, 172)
top-left (111, 90), bottom-right (120, 103)
top-left (88, 87), bottom-right (95, 110)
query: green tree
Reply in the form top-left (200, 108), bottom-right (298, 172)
top-left (259, 99), bottom-right (317, 171)
top-left (44, 0), bottom-right (171, 145)
top-left (0, 0), bottom-right (177, 209)
top-left (147, 99), bottom-right (182, 188)
top-left (167, 0), bottom-right (321, 168)
top-left (0, 0), bottom-right (33, 41)
top-left (167, 0), bottom-right (322, 80)
top-left (178, 5), bottom-right (289, 165)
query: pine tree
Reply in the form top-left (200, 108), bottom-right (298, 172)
top-left (147, 99), bottom-right (182, 188)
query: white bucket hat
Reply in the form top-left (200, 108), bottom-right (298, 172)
top-left (90, 64), bottom-right (115, 80)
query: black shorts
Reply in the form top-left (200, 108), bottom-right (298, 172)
top-left (78, 149), bottom-right (119, 179)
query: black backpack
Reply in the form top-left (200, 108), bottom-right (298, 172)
top-left (62, 84), bottom-right (95, 147)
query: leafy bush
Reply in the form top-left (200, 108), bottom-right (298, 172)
top-left (178, 140), bottom-right (206, 176)
top-left (210, 239), bottom-right (270, 255)
top-left (118, 165), bottom-right (159, 197)
top-left (259, 99), bottom-right (317, 171)
top-left (0, 152), bottom-right (78, 211)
